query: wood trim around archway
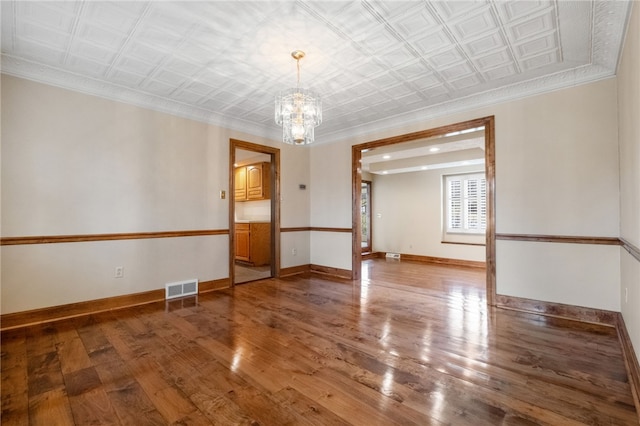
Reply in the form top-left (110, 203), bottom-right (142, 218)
top-left (351, 116), bottom-right (496, 305)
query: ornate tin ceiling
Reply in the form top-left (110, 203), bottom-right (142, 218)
top-left (1, 1), bottom-right (632, 144)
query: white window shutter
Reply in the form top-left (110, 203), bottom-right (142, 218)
top-left (445, 173), bottom-right (487, 234)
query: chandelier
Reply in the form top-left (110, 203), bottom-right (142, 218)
top-left (275, 50), bottom-right (322, 145)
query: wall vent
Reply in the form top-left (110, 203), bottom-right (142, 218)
top-left (385, 252), bottom-right (401, 259)
top-left (165, 279), bottom-right (198, 300)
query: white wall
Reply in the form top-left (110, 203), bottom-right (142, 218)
top-left (235, 200), bottom-right (271, 221)
top-left (310, 77), bottom-right (621, 312)
top-left (0, 75), bottom-right (310, 314)
top-left (497, 242), bottom-right (620, 311)
top-left (308, 140), bottom-right (352, 269)
top-left (280, 140), bottom-right (312, 268)
top-left (617, 3), bottom-right (640, 357)
top-left (371, 165), bottom-right (485, 262)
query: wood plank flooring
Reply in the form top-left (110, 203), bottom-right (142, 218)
top-left (2, 259), bottom-right (638, 425)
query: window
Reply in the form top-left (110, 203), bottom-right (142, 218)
top-left (444, 173), bottom-right (486, 234)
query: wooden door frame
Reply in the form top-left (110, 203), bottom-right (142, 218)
top-left (229, 139), bottom-right (281, 286)
top-left (351, 116), bottom-right (496, 305)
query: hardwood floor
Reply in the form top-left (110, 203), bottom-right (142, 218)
top-left (1, 259), bottom-right (638, 425)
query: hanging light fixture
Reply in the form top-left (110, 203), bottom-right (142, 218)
top-left (275, 50), bottom-right (322, 145)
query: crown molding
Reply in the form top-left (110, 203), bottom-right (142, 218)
top-left (319, 63), bottom-right (614, 145)
top-left (0, 1), bottom-right (630, 146)
top-left (0, 54), bottom-right (282, 142)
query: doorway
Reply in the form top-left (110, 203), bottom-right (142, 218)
top-left (361, 180), bottom-right (372, 254)
top-left (351, 116), bottom-right (496, 305)
top-left (229, 139), bottom-right (280, 286)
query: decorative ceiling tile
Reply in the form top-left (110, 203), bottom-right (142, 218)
top-left (439, 62), bottom-right (474, 81)
top-left (205, 90), bottom-right (237, 105)
top-left (143, 80), bottom-right (178, 97)
top-left (152, 56), bottom-right (202, 76)
top-left (72, 41), bottom-right (117, 64)
top-left (411, 30), bottom-right (454, 56)
top-left (153, 69), bottom-right (189, 86)
top-left (483, 63), bottom-right (518, 81)
top-left (346, 82), bottom-right (379, 98)
top-left (369, 72), bottom-right (399, 89)
top-left (418, 85), bottom-right (449, 99)
top-left (0, 0), bottom-right (632, 144)
top-left (67, 55), bottom-right (109, 75)
top-left (515, 32), bottom-right (558, 58)
top-left (18, 2), bottom-right (77, 32)
top-left (430, 1), bottom-right (487, 20)
top-left (498, 0), bottom-right (553, 21)
top-left (135, 25), bottom-right (185, 50)
top-left (108, 69), bottom-right (146, 86)
top-left (450, 74), bottom-right (483, 90)
top-left (19, 22), bottom-right (70, 50)
top-left (351, 58), bottom-right (388, 78)
top-left (464, 31), bottom-right (507, 56)
top-left (473, 49), bottom-right (513, 71)
top-left (368, 1), bottom-right (426, 21)
top-left (125, 43), bottom-right (167, 64)
top-left (394, 91), bottom-right (427, 107)
top-left (359, 91), bottom-right (390, 107)
top-left (521, 50), bottom-right (560, 71)
top-left (182, 81), bottom-right (217, 96)
top-left (394, 60), bottom-right (431, 79)
top-left (15, 38), bottom-right (64, 63)
top-left (76, 23), bottom-right (128, 48)
top-left (428, 48), bottom-right (466, 69)
top-left (407, 73), bottom-right (442, 91)
top-left (450, 6), bottom-right (499, 40)
top-left (82, 2), bottom-right (141, 33)
top-left (506, 10), bottom-right (557, 43)
top-left (382, 82), bottom-right (415, 98)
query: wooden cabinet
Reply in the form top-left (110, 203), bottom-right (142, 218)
top-left (234, 162), bottom-right (270, 201)
top-left (234, 222), bottom-right (271, 266)
top-left (234, 166), bottom-right (247, 200)
top-left (235, 223), bottom-right (251, 262)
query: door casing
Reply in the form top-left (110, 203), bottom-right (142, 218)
top-left (351, 116), bottom-right (496, 305)
top-left (229, 139), bottom-right (281, 286)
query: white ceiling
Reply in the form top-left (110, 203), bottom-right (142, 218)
top-left (362, 127), bottom-right (485, 174)
top-left (1, 1), bottom-right (632, 144)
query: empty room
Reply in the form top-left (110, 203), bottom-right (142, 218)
top-left (1, 1), bottom-right (639, 424)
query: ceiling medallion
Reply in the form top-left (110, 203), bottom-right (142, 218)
top-left (274, 50), bottom-right (322, 145)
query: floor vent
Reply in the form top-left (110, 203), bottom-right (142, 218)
top-left (385, 252), bottom-right (401, 259)
top-left (165, 279), bottom-right (198, 300)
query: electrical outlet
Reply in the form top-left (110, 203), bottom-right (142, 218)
top-left (115, 266), bottom-right (124, 278)
top-left (292, 248), bottom-right (297, 256)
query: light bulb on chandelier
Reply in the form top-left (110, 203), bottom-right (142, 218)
top-left (275, 50), bottom-right (322, 145)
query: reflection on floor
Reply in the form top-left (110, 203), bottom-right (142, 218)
top-left (234, 263), bottom-right (271, 284)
